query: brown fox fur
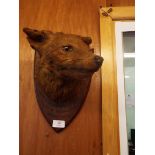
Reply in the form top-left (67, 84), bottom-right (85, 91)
top-left (23, 28), bottom-right (103, 131)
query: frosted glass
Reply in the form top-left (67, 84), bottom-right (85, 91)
top-left (123, 31), bottom-right (135, 142)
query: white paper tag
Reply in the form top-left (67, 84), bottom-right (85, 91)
top-left (52, 120), bottom-right (65, 128)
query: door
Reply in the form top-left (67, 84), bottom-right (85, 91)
top-left (100, 6), bottom-right (135, 155)
top-left (115, 22), bottom-right (135, 155)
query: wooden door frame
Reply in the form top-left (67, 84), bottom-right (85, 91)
top-left (99, 7), bottom-right (135, 155)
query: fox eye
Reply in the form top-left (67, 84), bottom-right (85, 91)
top-left (62, 45), bottom-right (73, 52)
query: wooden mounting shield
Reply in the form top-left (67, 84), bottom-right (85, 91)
top-left (34, 52), bottom-right (92, 132)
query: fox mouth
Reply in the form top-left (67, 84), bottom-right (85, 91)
top-left (57, 66), bottom-right (100, 73)
top-left (71, 67), bottom-right (99, 73)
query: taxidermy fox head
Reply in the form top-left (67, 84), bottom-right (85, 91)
top-left (23, 27), bottom-right (103, 132)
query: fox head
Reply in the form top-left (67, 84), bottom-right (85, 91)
top-left (23, 28), bottom-right (103, 80)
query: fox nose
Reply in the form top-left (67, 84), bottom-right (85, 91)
top-left (94, 55), bottom-right (104, 66)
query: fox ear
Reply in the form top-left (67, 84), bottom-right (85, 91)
top-left (23, 27), bottom-right (48, 52)
top-left (81, 37), bottom-right (92, 45)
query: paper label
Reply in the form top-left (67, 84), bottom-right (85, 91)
top-left (52, 120), bottom-right (65, 128)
